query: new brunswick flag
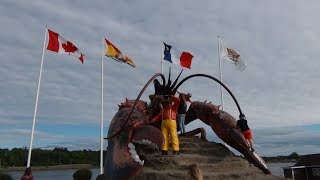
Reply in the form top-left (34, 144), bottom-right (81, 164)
top-left (104, 38), bottom-right (135, 67)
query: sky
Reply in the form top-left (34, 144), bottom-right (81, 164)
top-left (0, 0), bottom-right (319, 157)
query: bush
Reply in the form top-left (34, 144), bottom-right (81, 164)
top-left (73, 169), bottom-right (92, 180)
top-left (0, 173), bottom-right (13, 180)
top-left (289, 152), bottom-right (300, 159)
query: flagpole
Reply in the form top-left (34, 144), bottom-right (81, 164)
top-left (218, 36), bottom-right (228, 148)
top-left (218, 36), bottom-right (224, 111)
top-left (161, 42), bottom-right (163, 74)
top-left (100, 38), bottom-right (104, 174)
top-left (27, 27), bottom-right (47, 167)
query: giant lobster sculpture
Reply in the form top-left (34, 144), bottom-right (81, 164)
top-left (104, 71), bottom-right (271, 180)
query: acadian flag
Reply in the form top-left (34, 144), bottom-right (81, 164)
top-left (46, 29), bottom-right (84, 63)
top-left (104, 38), bottom-right (135, 67)
top-left (219, 39), bottom-right (247, 71)
top-left (163, 42), bottom-right (194, 69)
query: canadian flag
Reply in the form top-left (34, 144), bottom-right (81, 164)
top-left (46, 29), bottom-right (84, 63)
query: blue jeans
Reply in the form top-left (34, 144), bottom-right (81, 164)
top-left (177, 114), bottom-right (186, 134)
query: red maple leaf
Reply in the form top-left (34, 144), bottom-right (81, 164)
top-left (62, 41), bottom-right (78, 53)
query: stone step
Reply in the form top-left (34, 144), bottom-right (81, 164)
top-left (146, 154), bottom-right (242, 165)
top-left (179, 147), bottom-right (233, 156)
top-left (179, 137), bottom-right (216, 144)
top-left (179, 141), bottom-right (226, 148)
top-left (178, 161), bottom-right (251, 172)
top-left (132, 167), bottom-right (274, 180)
top-left (131, 136), bottom-right (283, 180)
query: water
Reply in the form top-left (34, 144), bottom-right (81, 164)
top-left (5, 163), bottom-right (295, 179)
top-left (268, 162), bottom-right (295, 177)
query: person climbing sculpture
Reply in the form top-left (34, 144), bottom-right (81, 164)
top-left (177, 92), bottom-right (192, 135)
top-left (150, 95), bottom-right (180, 155)
top-left (237, 114), bottom-right (255, 152)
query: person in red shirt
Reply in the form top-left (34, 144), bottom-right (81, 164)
top-left (21, 167), bottom-right (34, 180)
top-left (150, 95), bottom-right (180, 155)
top-left (237, 114), bottom-right (255, 152)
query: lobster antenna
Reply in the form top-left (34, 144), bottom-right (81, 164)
top-left (167, 67), bottom-right (172, 87)
top-left (170, 69), bottom-right (183, 93)
top-left (106, 73), bottom-right (165, 139)
top-left (173, 73), bottom-right (243, 115)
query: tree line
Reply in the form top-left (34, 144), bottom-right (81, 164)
top-left (263, 152), bottom-right (300, 163)
top-left (0, 147), bottom-right (301, 167)
top-left (0, 147), bottom-right (103, 167)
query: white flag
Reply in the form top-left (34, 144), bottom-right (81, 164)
top-left (219, 39), bottom-right (247, 71)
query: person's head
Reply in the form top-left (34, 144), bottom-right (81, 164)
top-left (186, 93), bottom-right (192, 101)
top-left (24, 167), bottom-right (32, 176)
top-left (96, 174), bottom-right (104, 180)
top-left (239, 114), bottom-right (246, 120)
top-left (179, 93), bottom-right (185, 101)
top-left (162, 95), bottom-right (172, 107)
top-left (153, 79), bottom-right (159, 84)
top-left (149, 95), bottom-right (155, 101)
top-left (188, 164), bottom-right (203, 180)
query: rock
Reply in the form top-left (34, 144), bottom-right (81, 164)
top-left (131, 136), bottom-right (287, 180)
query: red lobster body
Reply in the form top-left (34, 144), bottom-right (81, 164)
top-left (104, 72), bottom-right (271, 179)
top-left (104, 100), bottom-right (163, 180)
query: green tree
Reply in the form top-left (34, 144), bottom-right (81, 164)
top-left (289, 152), bottom-right (299, 159)
top-left (0, 147), bottom-right (102, 167)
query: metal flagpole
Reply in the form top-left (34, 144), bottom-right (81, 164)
top-left (218, 36), bottom-right (227, 147)
top-left (218, 36), bottom-right (224, 111)
top-left (161, 42), bottom-right (163, 74)
top-left (27, 27), bottom-right (47, 167)
top-left (100, 38), bottom-right (104, 174)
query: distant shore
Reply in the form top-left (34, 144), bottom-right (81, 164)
top-left (0, 164), bottom-right (97, 172)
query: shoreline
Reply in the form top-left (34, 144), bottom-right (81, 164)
top-left (0, 164), bottom-right (97, 172)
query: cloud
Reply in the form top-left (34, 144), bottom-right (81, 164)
top-left (0, 128), bottom-right (65, 148)
top-left (253, 126), bottom-right (320, 156)
top-left (0, 0), bottom-right (319, 156)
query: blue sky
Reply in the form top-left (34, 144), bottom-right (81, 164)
top-left (0, 0), bottom-right (319, 156)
